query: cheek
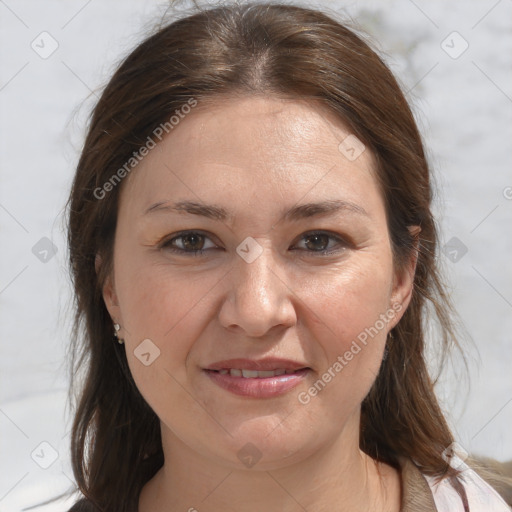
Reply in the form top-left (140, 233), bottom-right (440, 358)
top-left (115, 254), bottom-right (222, 380)
top-left (115, 243), bottom-right (214, 333)
top-left (307, 251), bottom-right (393, 327)
top-left (116, 258), bottom-right (220, 418)
top-left (300, 257), bottom-right (394, 407)
top-left (319, 265), bottom-right (392, 340)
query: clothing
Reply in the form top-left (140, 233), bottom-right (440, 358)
top-left (68, 457), bottom-right (512, 512)
top-left (400, 456), bottom-right (511, 512)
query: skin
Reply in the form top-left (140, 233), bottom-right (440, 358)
top-left (101, 95), bottom-right (418, 512)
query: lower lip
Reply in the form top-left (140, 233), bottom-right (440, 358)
top-left (203, 369), bottom-right (310, 398)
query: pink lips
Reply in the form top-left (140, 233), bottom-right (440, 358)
top-left (203, 358), bottom-right (310, 398)
top-left (204, 368), bottom-right (309, 398)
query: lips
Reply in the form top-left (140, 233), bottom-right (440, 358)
top-left (203, 358), bottom-right (311, 398)
top-left (204, 367), bottom-right (310, 398)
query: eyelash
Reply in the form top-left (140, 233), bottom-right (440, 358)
top-left (159, 230), bottom-right (350, 257)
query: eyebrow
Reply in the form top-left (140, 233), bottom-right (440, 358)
top-left (143, 199), bottom-right (369, 223)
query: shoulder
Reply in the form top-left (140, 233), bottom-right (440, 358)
top-left (422, 455), bottom-right (512, 512)
top-left (471, 456), bottom-right (512, 506)
top-left (399, 456), bottom-right (439, 511)
top-left (398, 456), bottom-right (512, 512)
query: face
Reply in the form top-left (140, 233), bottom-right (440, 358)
top-left (102, 95), bottom-right (415, 470)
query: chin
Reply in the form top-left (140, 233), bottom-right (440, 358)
top-left (204, 422), bottom-right (324, 471)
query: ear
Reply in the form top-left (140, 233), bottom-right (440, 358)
top-left (95, 252), bottom-right (121, 321)
top-left (388, 226), bottom-right (421, 329)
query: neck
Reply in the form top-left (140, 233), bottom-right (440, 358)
top-left (139, 415), bottom-right (401, 512)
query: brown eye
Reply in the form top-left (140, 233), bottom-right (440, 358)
top-left (180, 233), bottom-right (205, 251)
top-left (161, 231), bottom-right (217, 255)
top-left (294, 231), bottom-right (348, 255)
top-left (303, 233), bottom-right (330, 251)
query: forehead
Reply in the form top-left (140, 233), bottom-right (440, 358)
top-left (120, 95), bottom-right (382, 220)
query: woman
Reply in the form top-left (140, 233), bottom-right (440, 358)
top-left (64, 2), bottom-right (511, 511)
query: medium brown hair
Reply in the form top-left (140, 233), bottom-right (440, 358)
top-left (66, 2), bottom-right (466, 509)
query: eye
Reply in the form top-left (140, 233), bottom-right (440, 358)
top-left (159, 230), bottom-right (349, 257)
top-left (293, 231), bottom-right (349, 255)
top-left (160, 231), bottom-right (218, 255)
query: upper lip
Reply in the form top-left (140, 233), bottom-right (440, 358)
top-left (204, 358), bottom-right (310, 371)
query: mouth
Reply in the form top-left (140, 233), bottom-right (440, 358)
top-left (203, 366), bottom-right (311, 398)
top-left (206, 368), bottom-right (308, 378)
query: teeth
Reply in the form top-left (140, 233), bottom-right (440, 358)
top-left (216, 368), bottom-right (303, 378)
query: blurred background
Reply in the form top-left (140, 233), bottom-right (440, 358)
top-left (1, 0), bottom-right (511, 510)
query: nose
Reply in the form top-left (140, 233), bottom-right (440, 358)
top-left (218, 242), bottom-right (297, 338)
